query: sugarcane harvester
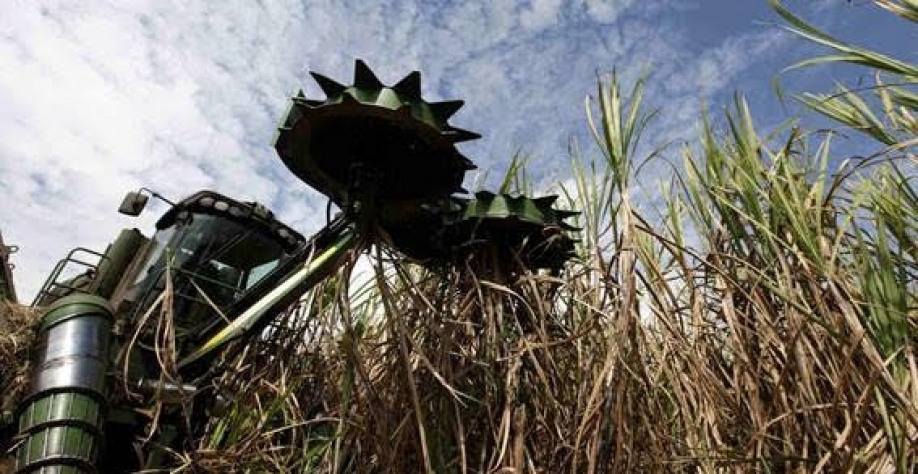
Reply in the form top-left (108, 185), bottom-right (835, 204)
top-left (6, 60), bottom-right (578, 472)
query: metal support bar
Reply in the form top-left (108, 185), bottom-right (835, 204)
top-left (32, 248), bottom-right (110, 306)
top-left (178, 217), bottom-right (359, 369)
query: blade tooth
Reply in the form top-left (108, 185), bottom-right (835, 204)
top-left (280, 102), bottom-right (304, 128)
top-left (535, 195), bottom-right (559, 206)
top-left (444, 126), bottom-right (482, 143)
top-left (292, 97), bottom-right (324, 108)
top-left (310, 72), bottom-right (346, 98)
top-left (354, 59), bottom-right (383, 89)
top-left (556, 210), bottom-right (580, 219)
top-left (461, 157), bottom-right (477, 170)
top-left (430, 100), bottom-right (464, 123)
top-left (392, 71), bottom-right (421, 98)
top-left (296, 89), bottom-right (306, 98)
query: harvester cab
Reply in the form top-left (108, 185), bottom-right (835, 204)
top-left (32, 190), bottom-right (303, 319)
top-left (122, 190), bottom-right (303, 337)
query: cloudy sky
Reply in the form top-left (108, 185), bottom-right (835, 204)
top-left (0, 0), bottom-right (913, 300)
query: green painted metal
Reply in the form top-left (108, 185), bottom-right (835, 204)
top-left (449, 191), bottom-right (579, 270)
top-left (90, 229), bottom-right (145, 299)
top-left (460, 192), bottom-right (579, 229)
top-left (178, 222), bottom-right (358, 369)
top-left (15, 392), bottom-right (102, 473)
top-left (274, 59), bottom-right (478, 208)
top-left (35, 298), bottom-right (111, 332)
top-left (14, 294), bottom-right (113, 474)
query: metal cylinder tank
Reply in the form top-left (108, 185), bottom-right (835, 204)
top-left (14, 294), bottom-right (113, 474)
top-left (92, 229), bottom-right (145, 299)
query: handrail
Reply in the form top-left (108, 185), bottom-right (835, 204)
top-left (31, 247), bottom-right (109, 306)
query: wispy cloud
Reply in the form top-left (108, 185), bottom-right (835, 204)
top-left (0, 1), bottom-right (794, 299)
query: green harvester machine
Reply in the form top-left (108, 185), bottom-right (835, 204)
top-left (1, 60), bottom-right (578, 472)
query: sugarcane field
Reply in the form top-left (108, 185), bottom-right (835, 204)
top-left (1, 1), bottom-right (916, 472)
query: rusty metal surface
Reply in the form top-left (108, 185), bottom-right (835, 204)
top-left (0, 231), bottom-right (17, 304)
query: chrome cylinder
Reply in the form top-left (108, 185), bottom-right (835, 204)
top-left (14, 294), bottom-right (113, 474)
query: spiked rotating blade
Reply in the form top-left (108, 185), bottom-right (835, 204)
top-left (449, 191), bottom-right (579, 270)
top-left (274, 60), bottom-right (479, 208)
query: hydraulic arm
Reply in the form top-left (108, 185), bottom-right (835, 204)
top-left (179, 214), bottom-right (357, 369)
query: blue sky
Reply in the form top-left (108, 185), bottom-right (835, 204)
top-left (0, 0), bottom-right (913, 300)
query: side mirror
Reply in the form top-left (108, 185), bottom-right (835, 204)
top-left (118, 191), bottom-right (149, 216)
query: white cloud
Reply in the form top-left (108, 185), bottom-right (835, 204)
top-left (0, 0), bottom-right (792, 300)
top-left (685, 30), bottom-right (790, 94)
top-left (584, 0), bottom-right (638, 23)
top-left (519, 0), bottom-right (564, 30)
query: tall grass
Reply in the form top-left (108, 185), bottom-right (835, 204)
top-left (0, 302), bottom-right (39, 421)
top-left (32, 1), bottom-right (915, 472)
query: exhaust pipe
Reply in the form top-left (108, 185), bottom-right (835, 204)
top-left (14, 294), bottom-right (113, 474)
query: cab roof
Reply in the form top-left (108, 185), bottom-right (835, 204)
top-left (155, 190), bottom-right (305, 251)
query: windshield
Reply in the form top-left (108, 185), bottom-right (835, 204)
top-left (132, 212), bottom-right (290, 330)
